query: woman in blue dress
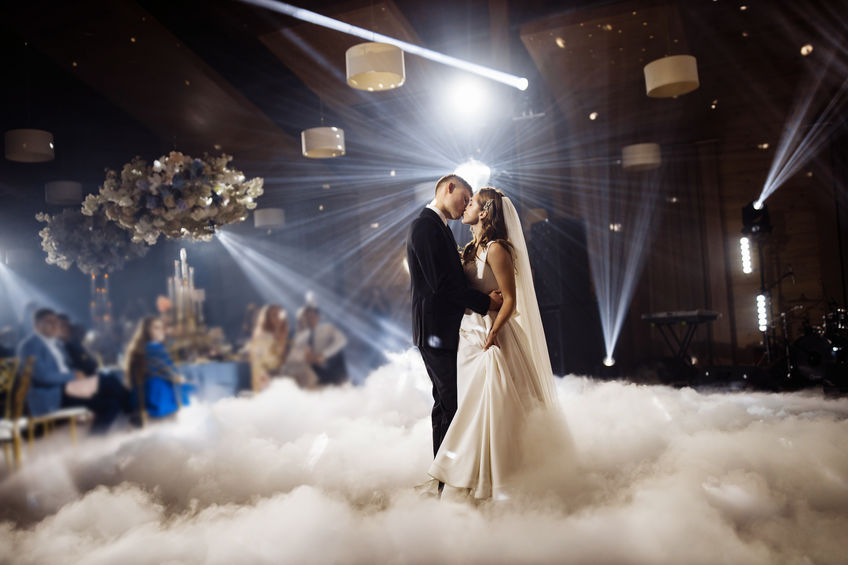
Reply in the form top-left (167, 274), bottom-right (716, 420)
top-left (125, 316), bottom-right (193, 423)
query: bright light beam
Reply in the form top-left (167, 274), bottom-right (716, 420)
top-left (239, 0), bottom-right (529, 91)
top-left (758, 67), bottom-right (848, 205)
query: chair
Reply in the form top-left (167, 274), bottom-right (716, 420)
top-left (1, 357), bottom-right (33, 469)
top-left (27, 405), bottom-right (92, 445)
top-left (26, 369), bottom-right (93, 445)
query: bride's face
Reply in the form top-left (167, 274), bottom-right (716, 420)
top-left (461, 193), bottom-right (484, 225)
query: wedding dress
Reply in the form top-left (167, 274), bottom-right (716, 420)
top-left (428, 197), bottom-right (560, 500)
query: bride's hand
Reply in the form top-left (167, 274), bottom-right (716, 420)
top-left (484, 331), bottom-right (500, 350)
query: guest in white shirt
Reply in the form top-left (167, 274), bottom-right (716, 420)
top-left (290, 304), bottom-right (348, 386)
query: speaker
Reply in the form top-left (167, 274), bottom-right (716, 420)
top-left (529, 218), bottom-right (604, 375)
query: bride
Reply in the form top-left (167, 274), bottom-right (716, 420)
top-left (428, 187), bottom-right (561, 500)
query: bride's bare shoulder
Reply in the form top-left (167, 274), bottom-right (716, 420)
top-left (486, 241), bottom-right (512, 264)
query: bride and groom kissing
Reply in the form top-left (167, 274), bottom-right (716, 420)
top-left (407, 174), bottom-right (560, 501)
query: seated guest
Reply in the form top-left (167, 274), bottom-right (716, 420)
top-left (248, 304), bottom-right (293, 391)
top-left (125, 316), bottom-right (193, 420)
top-left (17, 308), bottom-right (129, 434)
top-left (56, 314), bottom-right (99, 375)
top-left (290, 304), bottom-right (348, 386)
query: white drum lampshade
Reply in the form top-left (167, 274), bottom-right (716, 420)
top-left (254, 208), bottom-right (285, 229)
top-left (643, 55), bottom-right (699, 98)
top-left (622, 143), bottom-right (662, 171)
top-left (346, 42), bottom-right (405, 91)
top-left (5, 128), bottom-right (55, 162)
top-left (301, 126), bottom-right (345, 158)
top-left (45, 180), bottom-right (83, 205)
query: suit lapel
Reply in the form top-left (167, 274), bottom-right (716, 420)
top-left (422, 208), bottom-right (457, 252)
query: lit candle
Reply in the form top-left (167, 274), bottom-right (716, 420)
top-left (167, 277), bottom-right (174, 303)
top-left (180, 248), bottom-right (188, 281)
top-left (174, 260), bottom-right (180, 283)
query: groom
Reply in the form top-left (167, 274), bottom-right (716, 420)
top-left (407, 174), bottom-right (502, 459)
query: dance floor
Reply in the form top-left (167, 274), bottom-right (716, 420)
top-left (1, 350), bottom-right (846, 564)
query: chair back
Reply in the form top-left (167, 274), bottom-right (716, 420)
top-left (0, 357), bottom-right (21, 419)
top-left (13, 357), bottom-right (34, 422)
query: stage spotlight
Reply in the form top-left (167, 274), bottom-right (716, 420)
top-left (603, 356), bottom-right (615, 367)
top-left (741, 200), bottom-right (771, 235)
top-left (444, 77), bottom-right (489, 123)
top-left (454, 159), bottom-right (491, 191)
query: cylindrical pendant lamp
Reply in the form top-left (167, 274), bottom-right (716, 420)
top-left (254, 208), bottom-right (285, 228)
top-left (643, 55), bottom-right (699, 98)
top-left (622, 143), bottom-right (661, 171)
top-left (346, 42), bottom-right (405, 91)
top-left (301, 126), bottom-right (345, 158)
top-left (45, 180), bottom-right (83, 205)
top-left (5, 129), bottom-right (55, 162)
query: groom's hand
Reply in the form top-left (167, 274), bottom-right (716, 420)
top-left (488, 290), bottom-right (503, 311)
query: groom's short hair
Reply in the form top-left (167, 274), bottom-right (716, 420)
top-left (435, 174), bottom-right (471, 195)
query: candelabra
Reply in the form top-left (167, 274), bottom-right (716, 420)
top-left (166, 248), bottom-right (208, 360)
top-left (89, 272), bottom-right (113, 335)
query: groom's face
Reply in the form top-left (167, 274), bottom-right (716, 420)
top-left (444, 183), bottom-right (472, 220)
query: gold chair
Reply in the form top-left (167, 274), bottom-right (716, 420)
top-left (1, 357), bottom-right (33, 469)
top-left (28, 404), bottom-right (92, 445)
top-left (27, 369), bottom-right (92, 445)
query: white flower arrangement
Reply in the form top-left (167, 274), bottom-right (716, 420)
top-left (82, 152), bottom-right (264, 244)
top-left (36, 209), bottom-right (149, 276)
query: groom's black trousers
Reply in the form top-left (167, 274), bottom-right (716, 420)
top-left (419, 345), bottom-right (458, 457)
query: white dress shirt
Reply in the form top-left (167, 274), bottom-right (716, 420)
top-left (291, 323), bottom-right (348, 361)
top-left (37, 332), bottom-right (70, 373)
top-left (426, 200), bottom-right (448, 226)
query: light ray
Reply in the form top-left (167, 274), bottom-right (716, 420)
top-left (239, 0), bottom-right (528, 90)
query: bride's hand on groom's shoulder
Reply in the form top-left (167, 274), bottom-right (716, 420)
top-left (484, 331), bottom-right (500, 350)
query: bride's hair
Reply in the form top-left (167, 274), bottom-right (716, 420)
top-left (462, 187), bottom-right (514, 265)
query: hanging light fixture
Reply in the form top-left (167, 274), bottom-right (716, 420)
top-left (44, 180), bottom-right (83, 205)
top-left (643, 55), bottom-right (699, 98)
top-left (346, 42), bottom-right (405, 91)
top-left (254, 208), bottom-right (286, 229)
top-left (301, 126), bottom-right (345, 158)
top-left (621, 143), bottom-right (661, 171)
top-left (5, 129), bottom-right (54, 162)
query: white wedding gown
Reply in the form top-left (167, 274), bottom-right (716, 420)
top-left (428, 244), bottom-right (556, 499)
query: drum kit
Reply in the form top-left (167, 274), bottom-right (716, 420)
top-left (786, 303), bottom-right (848, 390)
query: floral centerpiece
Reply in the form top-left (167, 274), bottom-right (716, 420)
top-left (82, 152), bottom-right (264, 244)
top-left (36, 209), bottom-right (149, 275)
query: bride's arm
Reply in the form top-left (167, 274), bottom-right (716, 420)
top-left (484, 242), bottom-right (516, 350)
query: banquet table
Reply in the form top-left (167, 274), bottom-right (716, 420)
top-left (178, 361), bottom-right (251, 402)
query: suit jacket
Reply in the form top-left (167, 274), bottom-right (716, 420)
top-left (407, 208), bottom-right (490, 350)
top-left (17, 333), bottom-right (74, 416)
top-left (64, 338), bottom-right (99, 375)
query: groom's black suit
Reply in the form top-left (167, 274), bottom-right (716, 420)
top-left (407, 207), bottom-right (490, 456)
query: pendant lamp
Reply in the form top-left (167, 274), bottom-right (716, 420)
top-left (622, 143), bottom-right (661, 171)
top-left (301, 126), bottom-right (345, 158)
top-left (346, 42), bottom-right (405, 91)
top-left (45, 180), bottom-right (83, 205)
top-left (5, 129), bottom-right (54, 162)
top-left (254, 208), bottom-right (286, 229)
top-left (643, 55), bottom-right (699, 98)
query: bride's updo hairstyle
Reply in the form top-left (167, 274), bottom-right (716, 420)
top-left (462, 187), bottom-right (514, 265)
